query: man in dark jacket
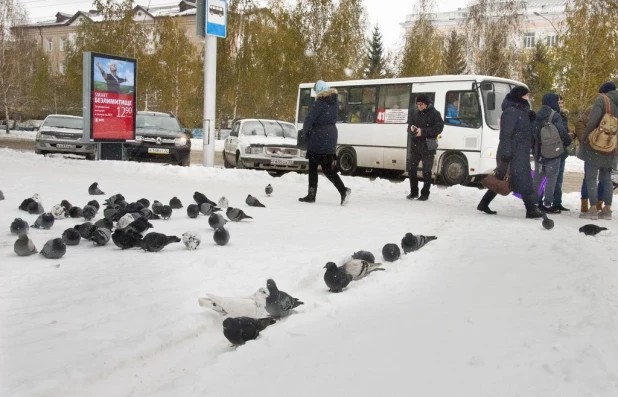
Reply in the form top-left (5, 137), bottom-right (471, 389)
top-left (299, 80), bottom-right (351, 206)
top-left (406, 95), bottom-right (444, 201)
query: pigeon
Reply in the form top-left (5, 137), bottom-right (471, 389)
top-left (19, 198), bottom-right (35, 211)
top-left (194, 191), bottom-right (217, 206)
top-left (222, 316), bottom-right (276, 346)
top-left (351, 250), bottom-right (375, 263)
top-left (213, 227), bottom-right (230, 246)
top-left (226, 207), bottom-right (252, 222)
top-left (140, 208), bottom-right (159, 220)
top-left (382, 243), bottom-right (401, 262)
top-left (341, 259), bottom-right (385, 280)
top-left (60, 200), bottom-right (72, 210)
top-left (323, 262), bottom-right (354, 293)
top-left (10, 218), bottom-right (29, 235)
top-left (68, 206), bottom-right (83, 218)
top-left (27, 201), bottom-right (44, 215)
top-left (61, 228), bottom-right (81, 246)
top-left (245, 195), bottom-right (266, 208)
top-left (579, 224), bottom-right (608, 236)
top-left (208, 213), bottom-right (228, 229)
top-left (40, 238), bottom-right (66, 259)
top-left (151, 200), bottom-right (163, 215)
top-left (0, 190), bottom-right (4, 200)
top-left (75, 222), bottom-right (97, 240)
top-left (182, 231), bottom-right (201, 250)
top-left (14, 233), bottom-right (37, 256)
top-left (542, 214), bottom-right (554, 230)
top-left (104, 193), bottom-right (125, 206)
top-left (115, 200), bottom-right (129, 210)
top-left (32, 213), bottom-right (55, 229)
top-left (198, 288), bottom-right (270, 317)
top-left (82, 205), bottom-right (98, 221)
top-left (126, 202), bottom-right (144, 213)
top-left (199, 203), bottom-right (220, 216)
top-left (218, 196), bottom-right (229, 209)
top-left (112, 228), bottom-right (143, 249)
top-left (127, 217), bottom-right (153, 234)
top-left (265, 279), bottom-right (303, 319)
top-left (187, 204), bottom-right (200, 218)
top-left (169, 196), bottom-right (183, 209)
top-left (89, 228), bottom-right (111, 246)
top-left (51, 204), bottom-right (68, 219)
top-left (117, 213), bottom-right (136, 229)
top-left (137, 198), bottom-right (150, 209)
top-left (94, 218), bottom-right (114, 230)
top-left (141, 232), bottom-right (181, 252)
top-left (265, 184), bottom-right (273, 196)
top-left (88, 182), bottom-right (105, 195)
top-left (160, 205), bottom-right (173, 220)
top-left (87, 200), bottom-right (100, 211)
top-left (31, 194), bottom-right (41, 203)
top-left (401, 233), bottom-right (437, 254)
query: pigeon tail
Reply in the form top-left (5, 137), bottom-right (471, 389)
top-left (292, 299), bottom-right (304, 308)
top-left (243, 215), bottom-right (253, 219)
top-left (426, 236), bottom-right (438, 241)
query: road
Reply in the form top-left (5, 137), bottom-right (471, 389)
top-left (0, 138), bottom-right (584, 193)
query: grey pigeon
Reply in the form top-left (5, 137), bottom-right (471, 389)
top-left (401, 233), bottom-right (437, 254)
top-left (341, 259), bottom-right (385, 280)
top-left (213, 227), bottom-right (230, 246)
top-left (323, 262), bottom-right (353, 293)
top-left (187, 204), bottom-right (200, 218)
top-left (112, 228), bottom-right (143, 249)
top-left (140, 208), bottom-right (159, 220)
top-left (151, 200), bottom-right (163, 215)
top-left (61, 228), bottom-right (81, 246)
top-left (89, 228), bottom-right (111, 246)
top-left (75, 222), bottom-right (97, 239)
top-left (141, 232), bottom-right (181, 252)
top-left (169, 196), bottom-right (183, 209)
top-left (382, 243), bottom-right (401, 262)
top-left (28, 201), bottom-right (44, 215)
top-left (40, 238), bottom-right (66, 259)
top-left (94, 218), bottom-right (114, 230)
top-left (208, 213), bottom-right (227, 229)
top-left (194, 191), bottom-right (217, 206)
top-left (265, 184), bottom-right (273, 196)
top-left (226, 207), bottom-right (253, 222)
top-left (351, 250), bottom-right (375, 263)
top-left (222, 317), bottom-right (276, 346)
top-left (82, 205), bottom-right (98, 221)
top-left (127, 217), bottom-right (153, 233)
top-left (10, 218), bottom-right (29, 235)
top-left (14, 233), bottom-right (37, 256)
top-left (32, 213), bottom-right (55, 229)
top-left (126, 202), bottom-right (144, 213)
top-left (160, 205), bottom-right (173, 220)
top-left (265, 279), bottom-right (304, 319)
top-left (137, 198), bottom-right (150, 208)
top-left (218, 196), bottom-right (229, 208)
top-left (60, 200), bottom-right (72, 210)
top-left (579, 224), bottom-right (608, 236)
top-left (182, 231), bottom-right (201, 250)
top-left (245, 195), bottom-right (265, 208)
top-left (68, 206), bottom-right (83, 218)
top-left (88, 182), bottom-right (105, 195)
top-left (19, 198), bottom-right (35, 211)
top-left (87, 200), bottom-right (100, 210)
top-left (0, 190), bottom-right (4, 200)
top-left (103, 208), bottom-right (120, 222)
top-left (542, 214), bottom-right (554, 230)
top-left (199, 202), bottom-right (220, 216)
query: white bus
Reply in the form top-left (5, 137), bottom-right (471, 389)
top-left (295, 75), bottom-right (527, 185)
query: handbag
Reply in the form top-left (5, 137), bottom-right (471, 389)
top-left (425, 138), bottom-right (438, 151)
top-left (482, 165), bottom-right (512, 196)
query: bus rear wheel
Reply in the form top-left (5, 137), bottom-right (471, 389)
top-left (441, 154), bottom-right (469, 186)
top-left (337, 148), bottom-right (357, 176)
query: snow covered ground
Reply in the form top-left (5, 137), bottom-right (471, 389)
top-left (1, 148), bottom-right (616, 397)
top-left (0, 130), bottom-right (38, 141)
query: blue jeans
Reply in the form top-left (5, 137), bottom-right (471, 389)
top-left (581, 174), bottom-right (605, 200)
top-left (584, 163), bottom-right (613, 206)
top-left (553, 152), bottom-right (567, 206)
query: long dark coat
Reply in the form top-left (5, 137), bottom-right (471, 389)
top-left (302, 89), bottom-right (339, 155)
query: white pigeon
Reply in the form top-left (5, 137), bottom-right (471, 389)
top-left (182, 231), bottom-right (201, 250)
top-left (198, 288), bottom-right (270, 318)
top-left (51, 204), bottom-right (67, 219)
top-left (117, 213), bottom-right (136, 229)
top-left (341, 259), bottom-right (385, 280)
top-left (217, 196), bottom-right (229, 209)
top-left (31, 193), bottom-right (42, 203)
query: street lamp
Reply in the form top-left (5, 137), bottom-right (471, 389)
top-left (533, 11), bottom-right (558, 35)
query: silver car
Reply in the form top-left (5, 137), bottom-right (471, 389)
top-left (35, 115), bottom-right (96, 159)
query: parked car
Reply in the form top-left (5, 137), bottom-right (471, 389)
top-left (35, 115), bottom-right (96, 159)
top-left (222, 119), bottom-right (308, 174)
top-left (124, 111), bottom-right (192, 167)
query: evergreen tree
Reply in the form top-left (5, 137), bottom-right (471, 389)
top-left (364, 25), bottom-right (386, 79)
top-left (521, 42), bottom-right (557, 109)
top-left (399, 0), bottom-right (442, 77)
top-left (440, 30), bottom-right (467, 75)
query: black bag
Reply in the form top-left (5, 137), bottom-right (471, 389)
top-left (297, 129), bottom-right (308, 150)
top-left (426, 138), bottom-right (438, 151)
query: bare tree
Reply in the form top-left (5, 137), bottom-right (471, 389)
top-left (399, 0), bottom-right (443, 77)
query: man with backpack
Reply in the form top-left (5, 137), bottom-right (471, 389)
top-left (532, 93), bottom-right (571, 213)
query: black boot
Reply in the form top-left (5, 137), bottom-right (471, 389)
top-left (418, 183), bottom-right (431, 201)
top-left (340, 188), bottom-right (351, 206)
top-left (299, 187), bottom-right (316, 203)
top-left (525, 203), bottom-right (544, 219)
top-left (477, 202), bottom-right (497, 214)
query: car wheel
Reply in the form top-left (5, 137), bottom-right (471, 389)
top-left (180, 158), bottom-right (190, 167)
top-left (337, 147), bottom-right (357, 176)
top-left (223, 150), bottom-right (233, 168)
top-left (236, 152), bottom-right (245, 169)
top-left (87, 154), bottom-right (96, 161)
top-left (441, 154), bottom-right (469, 186)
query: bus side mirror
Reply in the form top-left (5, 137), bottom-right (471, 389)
top-left (486, 92), bottom-right (496, 111)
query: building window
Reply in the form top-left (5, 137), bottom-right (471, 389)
top-left (546, 33), bottom-right (557, 47)
top-left (524, 32), bottom-right (535, 48)
top-left (59, 37), bottom-right (66, 52)
top-left (58, 62), bottom-right (65, 75)
top-left (46, 38), bottom-right (53, 52)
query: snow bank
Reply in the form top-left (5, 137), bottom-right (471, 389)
top-left (0, 130), bottom-right (37, 141)
top-left (189, 139), bottom-right (225, 152)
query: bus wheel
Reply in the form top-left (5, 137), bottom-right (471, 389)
top-left (337, 148), bottom-right (357, 175)
top-left (441, 154), bottom-right (468, 186)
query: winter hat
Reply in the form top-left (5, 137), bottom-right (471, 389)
top-left (415, 94), bottom-right (431, 105)
top-left (510, 86), bottom-right (530, 99)
top-left (541, 93), bottom-right (560, 112)
top-left (314, 80), bottom-right (330, 94)
top-left (599, 81), bottom-right (617, 94)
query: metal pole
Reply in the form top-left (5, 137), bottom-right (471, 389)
top-left (203, 35), bottom-right (217, 167)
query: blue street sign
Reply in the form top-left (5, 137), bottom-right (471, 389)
top-left (206, 0), bottom-right (227, 38)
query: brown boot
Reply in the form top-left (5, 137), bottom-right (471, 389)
top-left (580, 199), bottom-right (589, 213)
top-left (596, 201), bottom-right (604, 211)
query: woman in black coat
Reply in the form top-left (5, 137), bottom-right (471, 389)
top-left (299, 80), bottom-right (351, 205)
top-left (477, 86), bottom-right (544, 218)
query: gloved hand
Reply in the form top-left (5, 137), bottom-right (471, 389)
top-left (496, 159), bottom-right (510, 179)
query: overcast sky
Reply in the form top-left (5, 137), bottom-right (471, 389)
top-left (23, 0), bottom-right (465, 51)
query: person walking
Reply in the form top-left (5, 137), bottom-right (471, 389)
top-left (299, 80), bottom-right (351, 206)
top-left (550, 94), bottom-right (574, 211)
top-left (477, 86), bottom-right (544, 218)
top-left (406, 95), bottom-right (444, 201)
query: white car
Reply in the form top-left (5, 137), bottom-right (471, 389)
top-left (223, 119), bottom-right (308, 174)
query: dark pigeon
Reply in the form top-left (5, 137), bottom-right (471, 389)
top-left (19, 198), bottom-right (35, 211)
top-left (61, 228), bottom-right (81, 246)
top-left (199, 203), bottom-right (220, 216)
top-left (169, 196), bottom-right (183, 209)
top-left (245, 195), bottom-right (265, 208)
top-left (213, 227), bottom-right (230, 246)
top-left (115, 200), bottom-right (129, 211)
top-left (187, 204), bottom-right (200, 218)
top-left (103, 208), bottom-right (120, 222)
top-left (193, 191), bottom-right (217, 206)
top-left (126, 202), bottom-right (145, 213)
top-left (265, 184), bottom-right (273, 196)
top-left (401, 233), bottom-right (437, 254)
top-left (60, 200), bottom-right (72, 211)
top-left (265, 279), bottom-right (303, 319)
top-left (351, 250), bottom-right (375, 263)
top-left (579, 224), bottom-right (608, 236)
top-left (14, 233), bottom-right (37, 256)
top-left (32, 213), bottom-right (55, 229)
top-left (542, 214), bottom-right (554, 230)
top-left (127, 217), bottom-right (153, 234)
top-left (0, 190), bottom-right (4, 200)
top-left (208, 213), bottom-right (227, 229)
top-left (40, 238), bottom-right (66, 259)
top-left (89, 228), bottom-right (111, 246)
top-left (88, 182), bottom-right (105, 195)
top-left (151, 200), bottom-right (163, 215)
top-left (140, 208), bottom-right (159, 220)
top-left (10, 218), bottom-right (29, 235)
top-left (82, 205), bottom-right (98, 221)
top-left (137, 198), bottom-right (150, 209)
top-left (222, 317), bottom-right (276, 346)
top-left (141, 232), bottom-right (181, 252)
top-left (112, 228), bottom-right (144, 250)
top-left (87, 200), bottom-right (100, 210)
top-left (94, 218), bottom-right (114, 230)
top-left (75, 222), bottom-right (97, 240)
top-left (226, 207), bottom-right (252, 222)
top-left (27, 201), bottom-right (44, 215)
top-left (160, 205), bottom-right (173, 220)
top-left (323, 262), bottom-right (353, 293)
top-left (68, 206), bottom-right (83, 218)
top-left (382, 243), bottom-right (401, 262)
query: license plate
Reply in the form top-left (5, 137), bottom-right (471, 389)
top-left (271, 159), bottom-right (293, 166)
top-left (148, 148), bottom-right (169, 154)
top-left (57, 144), bottom-right (76, 149)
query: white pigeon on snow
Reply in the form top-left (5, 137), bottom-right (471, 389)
top-left (198, 288), bottom-right (270, 318)
top-left (341, 259), bottom-right (385, 280)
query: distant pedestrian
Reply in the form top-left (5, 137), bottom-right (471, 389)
top-left (550, 94), bottom-right (575, 211)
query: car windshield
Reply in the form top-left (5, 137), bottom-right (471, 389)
top-left (43, 116), bottom-right (83, 130)
top-left (136, 114), bottom-right (181, 132)
top-left (241, 120), bottom-right (297, 139)
top-left (481, 82), bottom-right (512, 130)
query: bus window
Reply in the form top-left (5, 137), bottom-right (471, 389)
top-left (347, 86), bottom-right (376, 123)
top-left (481, 82), bottom-right (510, 130)
top-left (377, 84), bottom-right (411, 123)
top-left (335, 87), bottom-right (348, 123)
top-left (444, 91), bottom-right (482, 129)
top-left (298, 88), bottom-right (313, 123)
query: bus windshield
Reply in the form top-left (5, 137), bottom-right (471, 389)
top-left (481, 82), bottom-right (511, 130)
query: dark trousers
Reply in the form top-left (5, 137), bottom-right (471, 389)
top-left (408, 150), bottom-right (434, 195)
top-left (480, 159), bottom-right (536, 210)
top-left (553, 152), bottom-right (567, 206)
top-left (308, 152), bottom-right (346, 194)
